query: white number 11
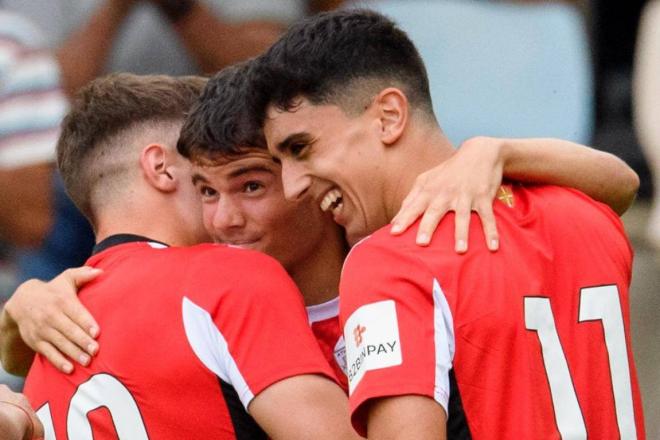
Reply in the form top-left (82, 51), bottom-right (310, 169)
top-left (524, 285), bottom-right (637, 440)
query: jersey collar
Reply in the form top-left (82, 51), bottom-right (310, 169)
top-left (92, 234), bottom-right (169, 255)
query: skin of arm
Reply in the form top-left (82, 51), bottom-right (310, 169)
top-left (0, 304), bottom-right (33, 377)
top-left (249, 374), bottom-right (363, 440)
top-left (497, 137), bottom-right (639, 215)
top-left (154, 0), bottom-right (284, 73)
top-left (55, 0), bottom-right (136, 96)
top-left (0, 268), bottom-right (101, 376)
top-left (0, 385), bottom-right (44, 440)
top-left (391, 136), bottom-right (639, 249)
top-left (0, 163), bottom-right (53, 247)
top-left (366, 395), bottom-right (446, 440)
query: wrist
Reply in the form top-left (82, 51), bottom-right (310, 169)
top-left (0, 401), bottom-right (34, 440)
top-left (156, 0), bottom-right (198, 23)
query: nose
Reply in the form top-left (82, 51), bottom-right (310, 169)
top-left (280, 160), bottom-right (312, 201)
top-left (211, 196), bottom-right (246, 232)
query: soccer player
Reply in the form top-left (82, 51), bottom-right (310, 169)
top-left (1, 63), bottom-right (640, 393)
top-left (11, 73), bottom-right (358, 439)
top-left (250, 9), bottom-right (646, 439)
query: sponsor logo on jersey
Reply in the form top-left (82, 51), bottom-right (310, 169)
top-left (353, 324), bottom-right (367, 346)
top-left (344, 300), bottom-right (402, 393)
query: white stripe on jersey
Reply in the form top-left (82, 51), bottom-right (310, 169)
top-left (182, 297), bottom-right (255, 409)
top-left (432, 278), bottom-right (455, 413)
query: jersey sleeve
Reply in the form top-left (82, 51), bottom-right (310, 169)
top-left (181, 248), bottom-right (337, 409)
top-left (340, 239), bottom-right (454, 436)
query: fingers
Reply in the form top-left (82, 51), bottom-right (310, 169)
top-left (59, 266), bottom-right (102, 290)
top-left (391, 187), bottom-right (424, 235)
top-left (49, 311), bottom-right (98, 361)
top-left (453, 199), bottom-right (472, 253)
top-left (475, 201), bottom-right (499, 252)
top-left (34, 340), bottom-right (74, 374)
top-left (415, 202), bottom-right (450, 246)
top-left (61, 295), bottom-right (100, 341)
top-left (41, 326), bottom-right (92, 369)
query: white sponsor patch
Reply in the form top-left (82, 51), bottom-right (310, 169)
top-left (344, 300), bottom-right (402, 394)
top-left (334, 336), bottom-right (347, 376)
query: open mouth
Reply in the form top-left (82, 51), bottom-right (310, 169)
top-left (320, 188), bottom-right (344, 216)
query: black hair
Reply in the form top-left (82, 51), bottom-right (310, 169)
top-left (177, 61), bottom-right (267, 162)
top-left (249, 9), bottom-right (434, 128)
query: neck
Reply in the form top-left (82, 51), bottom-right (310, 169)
top-left (384, 119), bottom-right (455, 221)
top-left (94, 195), bottom-right (195, 248)
top-left (289, 224), bottom-right (346, 307)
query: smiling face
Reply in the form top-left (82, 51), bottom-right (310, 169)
top-left (263, 99), bottom-right (393, 245)
top-left (192, 148), bottom-right (336, 271)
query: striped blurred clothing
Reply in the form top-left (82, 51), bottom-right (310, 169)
top-left (0, 10), bottom-right (67, 169)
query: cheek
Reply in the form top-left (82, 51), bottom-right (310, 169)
top-left (201, 204), bottom-right (217, 233)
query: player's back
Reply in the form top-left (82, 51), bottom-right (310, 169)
top-left (441, 185), bottom-right (645, 438)
top-left (341, 185), bottom-right (645, 439)
top-left (24, 236), bottom-right (331, 439)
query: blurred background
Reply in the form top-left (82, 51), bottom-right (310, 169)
top-left (0, 0), bottom-right (657, 437)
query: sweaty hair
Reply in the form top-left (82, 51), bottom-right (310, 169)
top-left (249, 9), bottom-right (434, 128)
top-left (57, 73), bottom-right (207, 222)
top-left (177, 61), bottom-right (267, 163)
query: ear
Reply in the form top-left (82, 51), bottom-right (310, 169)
top-left (374, 88), bottom-right (408, 145)
top-left (140, 144), bottom-right (178, 193)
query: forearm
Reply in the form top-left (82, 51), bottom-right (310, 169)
top-left (367, 396), bottom-right (446, 440)
top-left (0, 305), bottom-right (35, 377)
top-left (0, 411), bottom-right (28, 440)
top-left (0, 164), bottom-right (53, 247)
top-left (170, 2), bottom-right (283, 72)
top-left (55, 1), bottom-right (133, 96)
top-left (497, 137), bottom-right (639, 215)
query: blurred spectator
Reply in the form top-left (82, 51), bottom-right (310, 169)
top-left (2, 0), bottom-right (345, 96)
top-left (0, 9), bottom-right (94, 390)
top-left (633, 0), bottom-right (660, 247)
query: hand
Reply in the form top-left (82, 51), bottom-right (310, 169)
top-left (391, 136), bottom-right (503, 252)
top-left (4, 267), bottom-right (102, 374)
top-left (0, 385), bottom-right (44, 439)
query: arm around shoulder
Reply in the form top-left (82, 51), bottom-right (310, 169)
top-left (495, 137), bottom-right (639, 215)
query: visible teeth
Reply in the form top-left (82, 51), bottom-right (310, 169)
top-left (321, 189), bottom-right (343, 212)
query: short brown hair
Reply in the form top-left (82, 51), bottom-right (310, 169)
top-left (57, 73), bottom-right (207, 222)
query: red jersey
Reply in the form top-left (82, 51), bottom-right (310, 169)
top-left (307, 297), bottom-right (348, 392)
top-left (340, 185), bottom-right (645, 439)
top-left (24, 235), bottom-right (336, 440)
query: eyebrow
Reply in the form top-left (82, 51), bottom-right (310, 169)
top-left (191, 173), bottom-right (210, 186)
top-left (276, 132), bottom-right (310, 154)
top-left (227, 165), bottom-right (274, 179)
top-left (191, 165), bottom-right (274, 186)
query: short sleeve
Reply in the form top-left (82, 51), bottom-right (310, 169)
top-left (340, 240), bottom-right (454, 436)
top-left (182, 248), bottom-right (337, 409)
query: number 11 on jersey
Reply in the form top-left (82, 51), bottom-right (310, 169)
top-left (525, 285), bottom-right (637, 440)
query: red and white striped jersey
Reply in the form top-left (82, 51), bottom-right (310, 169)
top-left (24, 236), bottom-right (336, 439)
top-left (340, 185), bottom-right (645, 439)
top-left (307, 297), bottom-right (348, 392)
